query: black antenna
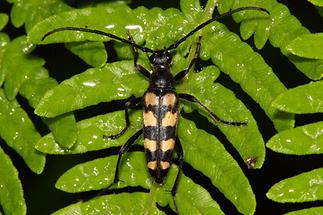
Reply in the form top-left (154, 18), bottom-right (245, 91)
top-left (41, 27), bottom-right (154, 53)
top-left (167, 6), bottom-right (269, 50)
top-left (42, 6), bottom-right (269, 53)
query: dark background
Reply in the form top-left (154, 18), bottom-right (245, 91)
top-left (0, 0), bottom-right (322, 214)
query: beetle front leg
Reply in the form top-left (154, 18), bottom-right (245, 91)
top-left (174, 36), bottom-right (201, 82)
top-left (127, 32), bottom-right (151, 78)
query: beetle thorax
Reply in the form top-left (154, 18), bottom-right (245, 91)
top-left (149, 66), bottom-right (174, 89)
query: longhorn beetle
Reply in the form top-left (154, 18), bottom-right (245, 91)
top-left (43, 6), bottom-right (269, 213)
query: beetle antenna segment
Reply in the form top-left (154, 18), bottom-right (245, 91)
top-left (167, 6), bottom-right (269, 50)
top-left (41, 26), bottom-right (154, 53)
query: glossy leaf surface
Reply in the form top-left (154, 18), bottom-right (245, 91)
top-left (35, 61), bottom-right (147, 117)
top-left (0, 145), bottom-right (26, 215)
top-left (267, 122), bottom-right (323, 155)
top-left (2, 44), bottom-right (78, 149)
top-left (55, 116), bottom-right (252, 214)
top-left (199, 19), bottom-right (294, 131)
top-left (28, 2), bottom-right (294, 132)
top-left (218, 0), bottom-right (323, 80)
top-left (19, 75), bottom-right (78, 148)
top-left (28, 4), bottom-right (143, 45)
top-left (52, 192), bottom-right (166, 215)
top-left (267, 168), bottom-right (323, 203)
top-left (35, 111), bottom-right (142, 154)
top-left (56, 152), bottom-right (224, 214)
top-left (10, 0), bottom-right (107, 70)
top-left (0, 36), bottom-right (45, 100)
top-left (308, 0), bottom-right (323, 6)
top-left (0, 0), bottom-right (322, 214)
top-left (272, 80), bottom-right (323, 113)
top-left (0, 13), bottom-right (8, 31)
top-left (65, 42), bottom-right (107, 68)
top-left (10, 0), bottom-right (71, 32)
top-left (0, 90), bottom-right (45, 173)
top-left (0, 33), bottom-right (10, 84)
top-left (35, 63), bottom-right (265, 170)
top-left (179, 118), bottom-right (255, 215)
top-left (285, 207), bottom-right (323, 215)
top-left (286, 33), bottom-right (323, 60)
top-left (178, 66), bottom-right (265, 168)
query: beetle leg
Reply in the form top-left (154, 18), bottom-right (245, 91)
top-left (110, 129), bottom-right (143, 186)
top-left (171, 137), bottom-right (183, 214)
top-left (174, 36), bottom-right (201, 82)
top-left (127, 32), bottom-right (151, 78)
top-left (94, 129), bottom-right (143, 198)
top-left (104, 96), bottom-right (142, 140)
top-left (179, 93), bottom-right (247, 126)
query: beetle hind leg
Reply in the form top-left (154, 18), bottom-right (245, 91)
top-left (179, 93), bottom-right (247, 126)
top-left (171, 137), bottom-right (183, 214)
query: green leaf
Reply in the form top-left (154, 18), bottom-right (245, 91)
top-left (54, 115), bottom-right (251, 214)
top-left (28, 4), bottom-right (143, 45)
top-left (52, 193), bottom-right (166, 215)
top-left (272, 80), bottom-right (323, 114)
top-left (285, 207), bottom-right (323, 215)
top-left (10, 0), bottom-right (71, 32)
top-left (19, 75), bottom-right (78, 148)
top-left (0, 145), bottom-right (26, 215)
top-left (65, 41), bottom-right (107, 68)
top-left (0, 90), bottom-right (45, 174)
top-left (0, 36), bottom-right (45, 100)
top-left (36, 66), bottom-right (264, 171)
top-left (286, 33), bottom-right (323, 60)
top-left (175, 172), bottom-right (224, 215)
top-left (0, 36), bottom-right (78, 148)
top-left (0, 33), bottom-right (10, 84)
top-left (55, 152), bottom-right (224, 214)
top-left (178, 66), bottom-right (265, 168)
top-left (29, 3), bottom-right (294, 132)
top-left (10, 0), bottom-right (107, 69)
top-left (55, 152), bottom-right (150, 192)
top-left (217, 0), bottom-right (270, 49)
top-left (35, 110), bottom-right (142, 154)
top-left (199, 21), bottom-right (294, 131)
top-left (179, 117), bottom-right (255, 215)
top-left (0, 13), bottom-right (9, 31)
top-left (19, 72), bottom-right (56, 107)
top-left (35, 61), bottom-right (147, 117)
top-left (308, 0), bottom-right (323, 7)
top-left (43, 113), bottom-right (77, 149)
top-left (218, 0), bottom-right (323, 80)
top-left (267, 121), bottom-right (323, 155)
top-left (267, 167), bottom-right (323, 203)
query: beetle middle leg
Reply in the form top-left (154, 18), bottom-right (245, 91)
top-left (179, 93), bottom-right (247, 126)
top-left (94, 129), bottom-right (143, 198)
top-left (108, 129), bottom-right (143, 187)
top-left (104, 96), bottom-right (142, 140)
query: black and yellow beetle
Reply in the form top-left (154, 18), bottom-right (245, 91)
top-left (43, 6), bottom-right (268, 213)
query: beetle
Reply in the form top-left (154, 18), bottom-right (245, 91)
top-left (43, 6), bottom-right (269, 213)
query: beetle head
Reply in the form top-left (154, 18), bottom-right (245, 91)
top-left (149, 50), bottom-right (172, 66)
